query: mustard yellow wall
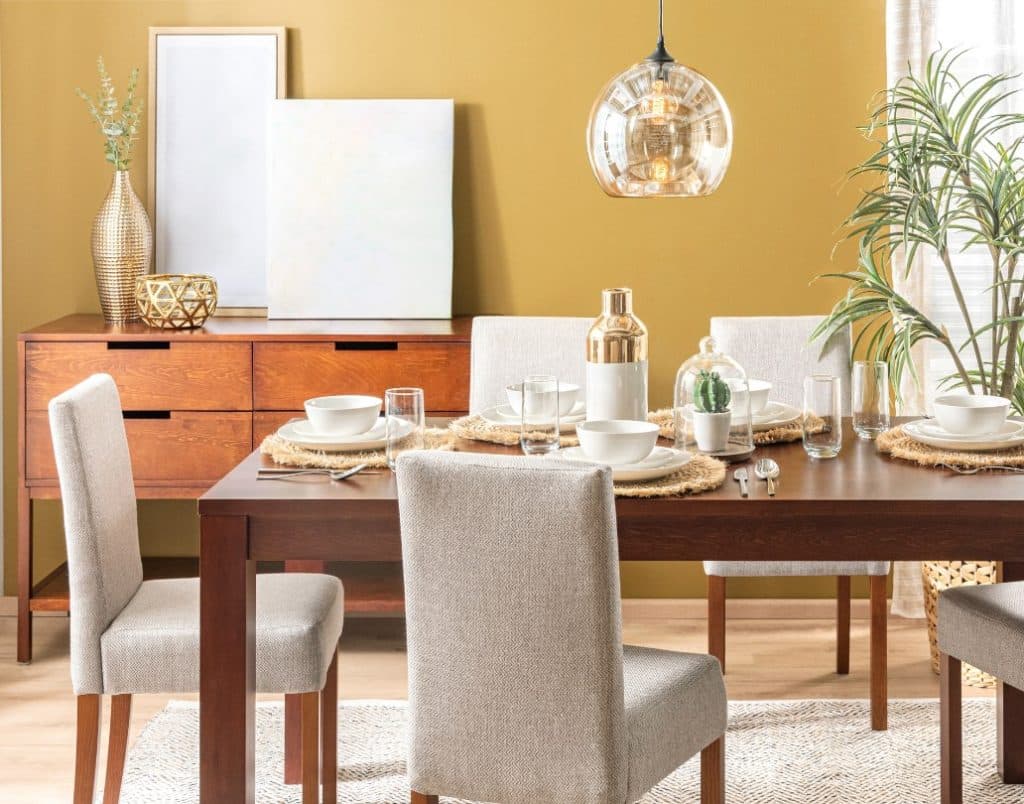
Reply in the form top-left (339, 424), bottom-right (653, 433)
top-left (0, 0), bottom-right (886, 598)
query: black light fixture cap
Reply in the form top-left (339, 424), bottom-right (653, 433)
top-left (645, 38), bottom-right (675, 65)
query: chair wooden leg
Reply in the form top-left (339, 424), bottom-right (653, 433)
top-left (869, 574), bottom-right (888, 730)
top-left (74, 694), bottom-right (102, 804)
top-left (103, 694), bottom-right (132, 804)
top-left (411, 793), bottom-right (439, 804)
top-left (836, 576), bottom-right (851, 675)
top-left (941, 652), bottom-right (963, 804)
top-left (700, 736), bottom-right (725, 804)
top-left (301, 691), bottom-right (320, 804)
top-left (708, 575), bottom-right (727, 675)
top-left (321, 652), bottom-right (338, 804)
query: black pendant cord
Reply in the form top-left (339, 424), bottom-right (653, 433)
top-left (646, 0), bottom-right (675, 70)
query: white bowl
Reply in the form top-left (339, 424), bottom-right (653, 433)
top-left (933, 394), bottom-right (1009, 436)
top-left (506, 382), bottom-right (580, 417)
top-left (726, 378), bottom-right (772, 416)
top-left (304, 395), bottom-right (382, 436)
top-left (576, 420), bottom-right (659, 465)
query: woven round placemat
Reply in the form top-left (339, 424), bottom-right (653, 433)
top-left (449, 414), bottom-right (580, 447)
top-left (612, 453), bottom-right (727, 498)
top-left (647, 408), bottom-right (818, 445)
top-left (876, 424), bottom-right (1024, 469)
top-left (260, 427), bottom-right (455, 470)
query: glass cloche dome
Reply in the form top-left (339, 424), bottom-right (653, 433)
top-left (674, 336), bottom-right (754, 461)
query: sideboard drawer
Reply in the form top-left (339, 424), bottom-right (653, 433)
top-left (26, 342), bottom-right (253, 411)
top-left (254, 341), bottom-right (469, 411)
top-left (26, 411), bottom-right (252, 485)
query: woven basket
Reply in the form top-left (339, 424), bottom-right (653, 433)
top-left (922, 561), bottom-right (997, 688)
top-left (135, 273), bottom-right (218, 329)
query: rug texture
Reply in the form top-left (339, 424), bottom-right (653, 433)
top-left (116, 699), bottom-right (1023, 803)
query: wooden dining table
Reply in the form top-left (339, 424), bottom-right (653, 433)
top-left (197, 419), bottom-right (1024, 803)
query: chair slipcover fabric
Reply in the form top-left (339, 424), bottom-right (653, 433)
top-left (396, 451), bottom-right (726, 804)
top-left (703, 316), bottom-right (891, 581)
top-left (48, 374), bottom-right (143, 695)
top-left (938, 581), bottom-right (1024, 690)
top-left (469, 316), bottom-right (592, 414)
top-left (101, 575), bottom-right (344, 694)
top-left (49, 374), bottom-right (344, 697)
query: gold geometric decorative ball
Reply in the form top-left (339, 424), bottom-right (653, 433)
top-left (135, 273), bottom-right (219, 330)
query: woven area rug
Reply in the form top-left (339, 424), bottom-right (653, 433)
top-left (116, 699), bottom-right (1023, 803)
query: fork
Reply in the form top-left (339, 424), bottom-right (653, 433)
top-left (257, 464), bottom-right (371, 481)
top-left (936, 462), bottom-right (1024, 475)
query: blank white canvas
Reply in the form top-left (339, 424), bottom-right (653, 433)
top-left (267, 99), bottom-right (454, 319)
top-left (155, 34), bottom-right (279, 307)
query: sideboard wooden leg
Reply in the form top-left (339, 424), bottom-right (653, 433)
top-left (17, 487), bottom-right (33, 664)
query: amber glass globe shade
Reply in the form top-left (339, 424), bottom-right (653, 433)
top-left (587, 60), bottom-right (733, 198)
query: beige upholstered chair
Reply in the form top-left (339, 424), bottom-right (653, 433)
top-left (938, 582), bottom-right (1024, 804)
top-left (49, 374), bottom-right (344, 804)
top-left (705, 316), bottom-right (891, 730)
top-left (469, 315), bottom-right (592, 413)
top-left (396, 451), bottom-right (728, 804)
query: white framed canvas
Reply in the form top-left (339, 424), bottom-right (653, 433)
top-left (267, 99), bottom-right (454, 319)
top-left (148, 27), bottom-right (286, 312)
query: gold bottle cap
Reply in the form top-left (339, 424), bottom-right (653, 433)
top-left (587, 288), bottom-right (648, 363)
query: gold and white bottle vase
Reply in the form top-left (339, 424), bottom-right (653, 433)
top-left (585, 288), bottom-right (649, 421)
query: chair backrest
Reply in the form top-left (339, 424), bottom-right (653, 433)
top-left (48, 373), bottom-right (142, 695)
top-left (709, 315), bottom-right (852, 415)
top-left (396, 451), bottom-right (627, 802)
top-left (469, 316), bottom-right (593, 413)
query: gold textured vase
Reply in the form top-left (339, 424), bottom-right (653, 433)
top-left (91, 170), bottom-right (153, 324)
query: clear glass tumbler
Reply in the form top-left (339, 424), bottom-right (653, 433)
top-left (852, 361), bottom-right (891, 440)
top-left (803, 374), bottom-right (842, 459)
top-left (520, 375), bottom-right (560, 455)
top-left (385, 387), bottom-right (425, 470)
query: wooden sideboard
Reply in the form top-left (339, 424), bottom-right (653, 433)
top-left (16, 314), bottom-right (472, 663)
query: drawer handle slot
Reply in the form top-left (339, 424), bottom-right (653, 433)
top-left (334, 341), bottom-right (398, 351)
top-left (122, 411), bottom-right (171, 420)
top-left (107, 341), bottom-right (171, 350)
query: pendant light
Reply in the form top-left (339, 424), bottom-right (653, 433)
top-left (587, 0), bottom-right (733, 198)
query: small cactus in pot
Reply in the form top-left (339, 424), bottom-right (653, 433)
top-left (692, 370), bottom-right (732, 452)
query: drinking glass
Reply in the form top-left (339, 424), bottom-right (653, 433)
top-left (385, 387), bottom-right (425, 470)
top-left (803, 375), bottom-right (842, 459)
top-left (852, 361), bottom-right (891, 440)
top-left (520, 375), bottom-right (560, 455)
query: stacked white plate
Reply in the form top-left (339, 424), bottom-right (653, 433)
top-left (277, 417), bottom-right (411, 452)
top-left (479, 401), bottom-right (587, 432)
top-left (679, 401), bottom-right (800, 432)
top-left (903, 418), bottom-right (1024, 452)
top-left (559, 445), bottom-right (691, 482)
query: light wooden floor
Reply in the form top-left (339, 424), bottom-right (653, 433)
top-left (0, 607), bottom-right (989, 802)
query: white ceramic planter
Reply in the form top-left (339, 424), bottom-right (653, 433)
top-left (693, 410), bottom-right (732, 452)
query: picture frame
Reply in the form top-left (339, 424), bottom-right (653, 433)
top-left (147, 27), bottom-right (287, 315)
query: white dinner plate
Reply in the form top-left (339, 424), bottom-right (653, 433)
top-left (913, 419), bottom-right (1024, 442)
top-left (277, 417), bottom-right (409, 452)
top-left (903, 418), bottom-right (1024, 452)
top-left (680, 401), bottom-right (800, 432)
top-left (493, 401), bottom-right (587, 423)
top-left (479, 405), bottom-right (583, 432)
top-left (559, 446), bottom-right (691, 482)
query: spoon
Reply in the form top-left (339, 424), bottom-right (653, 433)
top-left (754, 458), bottom-right (780, 496)
top-left (733, 467), bottom-right (749, 498)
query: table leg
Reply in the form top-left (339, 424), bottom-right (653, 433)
top-left (284, 560), bottom-right (327, 785)
top-left (200, 514), bottom-right (254, 804)
top-left (998, 561), bottom-right (1024, 782)
top-left (17, 488), bottom-right (32, 664)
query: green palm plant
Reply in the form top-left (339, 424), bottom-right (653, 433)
top-left (814, 50), bottom-right (1024, 413)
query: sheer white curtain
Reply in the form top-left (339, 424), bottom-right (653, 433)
top-left (887, 0), bottom-right (1023, 617)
